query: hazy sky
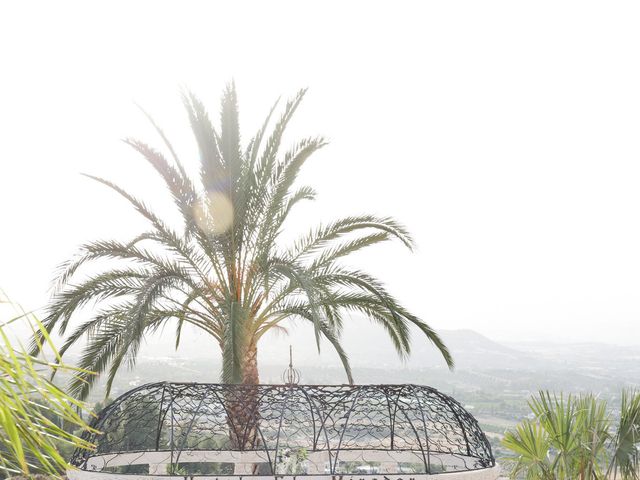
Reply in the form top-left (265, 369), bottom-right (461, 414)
top-left (1, 1), bottom-right (640, 352)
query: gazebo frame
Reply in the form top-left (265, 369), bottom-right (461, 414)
top-left (71, 383), bottom-right (497, 479)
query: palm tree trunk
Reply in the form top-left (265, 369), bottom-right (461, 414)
top-left (227, 341), bottom-right (261, 451)
top-left (241, 341), bottom-right (259, 385)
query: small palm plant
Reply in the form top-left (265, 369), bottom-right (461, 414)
top-left (36, 84), bottom-right (453, 442)
top-left (0, 292), bottom-right (94, 478)
top-left (502, 390), bottom-right (640, 479)
top-left (608, 390), bottom-right (640, 479)
top-left (501, 420), bottom-right (554, 480)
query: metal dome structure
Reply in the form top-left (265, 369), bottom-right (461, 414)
top-left (70, 383), bottom-right (498, 479)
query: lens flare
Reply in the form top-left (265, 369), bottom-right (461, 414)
top-left (193, 191), bottom-right (234, 235)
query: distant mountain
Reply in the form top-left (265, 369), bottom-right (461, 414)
top-left (408, 329), bottom-right (538, 370)
top-left (71, 326), bottom-right (640, 403)
top-left (506, 340), bottom-right (640, 372)
top-left (255, 325), bottom-right (541, 371)
top-left (63, 319), bottom-right (640, 403)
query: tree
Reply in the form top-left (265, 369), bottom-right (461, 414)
top-left (0, 292), bottom-right (93, 478)
top-left (38, 84), bottom-right (453, 409)
top-left (502, 390), bottom-right (640, 479)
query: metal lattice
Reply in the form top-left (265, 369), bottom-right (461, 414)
top-left (71, 383), bottom-right (494, 476)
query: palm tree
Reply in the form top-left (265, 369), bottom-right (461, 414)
top-left (38, 84), bottom-right (453, 410)
top-left (501, 420), bottom-right (554, 480)
top-left (502, 390), bottom-right (640, 479)
top-left (608, 390), bottom-right (640, 479)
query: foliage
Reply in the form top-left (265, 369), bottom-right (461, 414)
top-left (165, 464), bottom-right (187, 476)
top-left (609, 390), bottom-right (640, 479)
top-left (0, 292), bottom-right (94, 479)
top-left (502, 390), bottom-right (640, 479)
top-left (37, 83), bottom-right (453, 399)
top-left (279, 447), bottom-right (308, 474)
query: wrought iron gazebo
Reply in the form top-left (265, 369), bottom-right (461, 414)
top-left (70, 383), bottom-right (498, 479)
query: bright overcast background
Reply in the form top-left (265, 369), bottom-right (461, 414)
top-left (1, 1), bottom-right (639, 355)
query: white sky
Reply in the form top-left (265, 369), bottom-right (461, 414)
top-left (1, 0), bottom-right (640, 350)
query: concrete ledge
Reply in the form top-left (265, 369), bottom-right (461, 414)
top-left (68, 464), bottom-right (501, 480)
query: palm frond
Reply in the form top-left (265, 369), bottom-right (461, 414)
top-left (0, 295), bottom-right (94, 478)
top-left (290, 215), bottom-right (414, 259)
